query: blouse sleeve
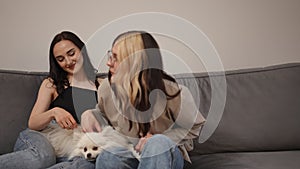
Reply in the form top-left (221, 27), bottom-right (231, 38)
top-left (91, 79), bottom-right (111, 127)
top-left (163, 85), bottom-right (206, 145)
top-left (91, 103), bottom-right (109, 127)
top-left (163, 85), bottom-right (205, 162)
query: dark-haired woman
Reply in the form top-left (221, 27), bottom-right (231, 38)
top-left (0, 31), bottom-right (100, 169)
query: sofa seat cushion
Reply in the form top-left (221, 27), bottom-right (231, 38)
top-left (184, 151), bottom-right (300, 169)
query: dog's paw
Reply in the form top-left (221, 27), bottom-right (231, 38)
top-left (132, 150), bottom-right (141, 161)
top-left (128, 145), bottom-right (141, 161)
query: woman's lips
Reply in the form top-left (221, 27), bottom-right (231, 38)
top-left (68, 64), bottom-right (75, 70)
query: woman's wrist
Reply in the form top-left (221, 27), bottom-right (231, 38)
top-left (50, 107), bottom-right (59, 121)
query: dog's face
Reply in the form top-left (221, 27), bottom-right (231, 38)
top-left (81, 144), bottom-right (101, 161)
top-left (76, 133), bottom-right (103, 161)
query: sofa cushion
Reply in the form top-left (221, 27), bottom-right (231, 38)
top-left (184, 150), bottom-right (300, 169)
top-left (0, 70), bottom-right (47, 154)
top-left (175, 63), bottom-right (300, 154)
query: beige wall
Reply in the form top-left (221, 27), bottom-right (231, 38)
top-left (1, 0), bottom-right (300, 73)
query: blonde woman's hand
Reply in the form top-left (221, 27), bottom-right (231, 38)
top-left (81, 109), bottom-right (102, 132)
top-left (52, 107), bottom-right (77, 129)
top-left (135, 133), bottom-right (153, 153)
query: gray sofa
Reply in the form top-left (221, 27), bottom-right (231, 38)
top-left (1, 63), bottom-right (300, 169)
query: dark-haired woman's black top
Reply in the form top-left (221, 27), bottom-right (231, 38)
top-left (49, 86), bottom-right (97, 123)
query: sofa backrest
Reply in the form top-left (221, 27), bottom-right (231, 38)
top-left (1, 63), bottom-right (299, 155)
top-left (0, 70), bottom-right (47, 154)
top-left (175, 63), bottom-right (300, 155)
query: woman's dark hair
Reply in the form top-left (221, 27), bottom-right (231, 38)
top-left (112, 31), bottom-right (181, 136)
top-left (49, 31), bottom-right (98, 94)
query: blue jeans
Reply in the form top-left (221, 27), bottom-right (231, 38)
top-left (46, 156), bottom-right (95, 169)
top-left (0, 129), bottom-right (94, 169)
top-left (0, 129), bottom-right (56, 169)
top-left (95, 134), bottom-right (184, 169)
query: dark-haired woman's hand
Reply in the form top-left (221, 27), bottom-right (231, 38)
top-left (52, 107), bottom-right (77, 129)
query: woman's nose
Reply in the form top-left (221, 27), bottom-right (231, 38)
top-left (106, 60), bottom-right (113, 67)
top-left (65, 57), bottom-right (72, 66)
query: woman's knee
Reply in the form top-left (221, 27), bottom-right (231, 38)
top-left (95, 149), bottom-right (138, 169)
top-left (15, 129), bottom-right (56, 167)
top-left (146, 134), bottom-right (175, 148)
top-left (95, 151), bottom-right (121, 169)
top-left (142, 134), bottom-right (176, 157)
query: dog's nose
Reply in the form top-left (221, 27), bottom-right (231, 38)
top-left (87, 153), bottom-right (92, 158)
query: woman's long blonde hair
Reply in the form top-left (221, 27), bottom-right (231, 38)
top-left (110, 31), bottom-right (180, 136)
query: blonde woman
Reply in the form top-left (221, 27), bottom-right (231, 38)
top-left (82, 31), bottom-right (205, 169)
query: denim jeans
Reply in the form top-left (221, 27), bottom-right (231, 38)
top-left (0, 129), bottom-right (56, 169)
top-left (0, 129), bottom-right (94, 169)
top-left (46, 156), bottom-right (95, 169)
top-left (95, 134), bottom-right (184, 169)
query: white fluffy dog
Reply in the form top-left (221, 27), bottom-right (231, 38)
top-left (40, 124), bottom-right (140, 161)
top-left (69, 126), bottom-right (140, 161)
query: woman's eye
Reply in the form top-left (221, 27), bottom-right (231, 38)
top-left (69, 51), bottom-right (75, 56)
top-left (67, 49), bottom-right (75, 56)
top-left (56, 57), bottom-right (64, 62)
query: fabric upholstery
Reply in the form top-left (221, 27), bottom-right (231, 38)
top-left (0, 70), bottom-right (47, 154)
top-left (1, 63), bottom-right (299, 169)
top-left (175, 63), bottom-right (300, 155)
top-left (185, 151), bottom-right (300, 169)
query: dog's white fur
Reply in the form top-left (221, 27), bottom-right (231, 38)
top-left (69, 132), bottom-right (103, 161)
top-left (40, 124), bottom-right (84, 157)
top-left (40, 124), bottom-right (140, 161)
